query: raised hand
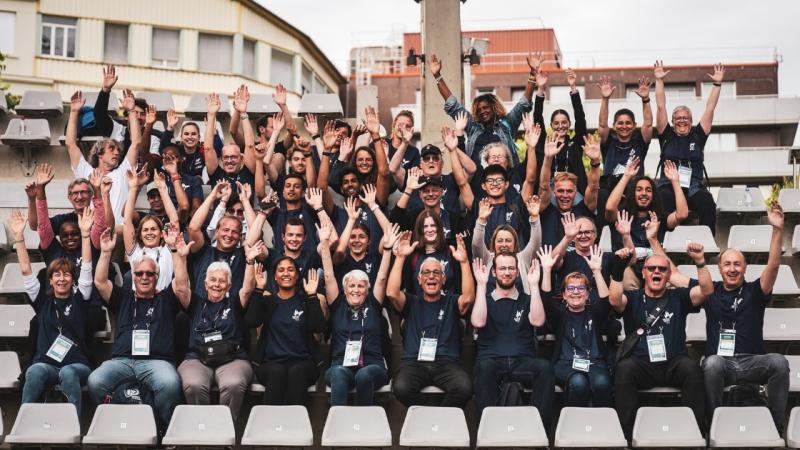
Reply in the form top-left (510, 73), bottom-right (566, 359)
top-left (454, 111), bottom-right (469, 134)
top-left (406, 167), bottom-right (424, 191)
top-left (526, 51), bottom-right (543, 72)
top-left (384, 222), bottom-right (402, 249)
top-left (537, 245), bottom-right (559, 271)
top-left (525, 123), bottom-right (542, 149)
top-left (166, 108), bottom-right (179, 130)
top-left (259, 191), bottom-right (278, 213)
top-left (527, 259), bottom-right (541, 286)
top-left (477, 198), bottom-right (494, 222)
top-left (535, 70), bottom-right (549, 88)
top-left (544, 133), bottom-right (563, 157)
top-left (707, 63), bottom-right (726, 84)
top-left (304, 114), bottom-right (319, 137)
top-left (428, 54), bottom-right (442, 76)
top-left (305, 187), bottom-right (323, 210)
top-left (99, 227), bottom-right (117, 253)
top-left (364, 106), bottom-right (381, 136)
top-left (233, 85), bottom-right (250, 113)
top-left (163, 154), bottom-right (179, 175)
top-left (34, 163), bottom-right (54, 187)
top-left (686, 242), bottom-right (705, 264)
top-left (359, 184), bottom-right (378, 207)
top-left (101, 176), bottom-right (113, 196)
top-left (339, 136), bottom-right (354, 159)
top-left (400, 125), bottom-right (414, 143)
top-left (236, 181), bottom-right (252, 203)
top-left (635, 75), bottom-right (652, 99)
top-left (272, 112), bottom-right (286, 133)
top-left (153, 171), bottom-right (167, 191)
top-left (663, 160), bottom-right (679, 182)
top-left (272, 83), bottom-right (287, 106)
top-left (78, 207), bottom-right (95, 234)
top-left (315, 220), bottom-right (333, 244)
top-left (393, 230), bottom-right (419, 257)
top-left (596, 75), bottom-right (616, 99)
top-left (245, 240), bottom-right (265, 262)
top-left (254, 263), bottom-right (267, 289)
top-left (472, 258), bottom-right (490, 285)
top-left (120, 89), bottom-right (135, 112)
top-left (526, 195), bottom-right (541, 219)
top-left (449, 233), bottom-right (468, 263)
top-left (219, 181), bottom-right (232, 203)
top-left (644, 211), bottom-right (660, 241)
top-left (210, 181), bottom-right (230, 201)
top-left (767, 201), bottom-right (784, 229)
top-left (145, 105), bottom-right (157, 126)
top-left (174, 232), bottom-right (195, 257)
top-left (588, 245), bottom-right (603, 272)
top-left (352, 123), bottom-right (367, 140)
top-left (615, 210), bottom-right (633, 236)
top-left (565, 68), bottom-right (578, 90)
top-left (7, 209), bottom-right (27, 239)
top-left (125, 168), bottom-right (141, 189)
top-left (24, 181), bottom-right (36, 200)
top-left (653, 60), bottom-right (671, 80)
top-left (562, 212), bottom-right (579, 240)
top-left (303, 270), bottom-right (319, 296)
top-left (322, 120), bottom-right (338, 150)
top-left (206, 93), bottom-right (221, 115)
top-left (615, 247), bottom-right (634, 264)
top-left (624, 156), bottom-right (641, 178)
top-left (441, 126), bottom-right (458, 150)
top-left (163, 223), bottom-right (180, 249)
top-left (522, 112), bottom-right (534, 132)
top-left (582, 133), bottom-right (602, 162)
top-left (102, 64), bottom-right (118, 92)
top-left (70, 91), bottom-right (85, 112)
top-left (344, 196), bottom-right (361, 220)
top-left (88, 169), bottom-right (103, 194)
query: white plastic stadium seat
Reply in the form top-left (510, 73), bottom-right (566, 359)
top-left (247, 94), bottom-right (281, 115)
top-left (400, 405), bottom-right (470, 448)
top-left (81, 91), bottom-right (119, 114)
top-left (555, 407), bottom-right (627, 447)
top-left (4, 403), bottom-right (81, 445)
top-left (763, 308), bottom-right (800, 341)
top-left (632, 406), bottom-right (705, 448)
top-left (716, 187), bottom-right (767, 215)
top-left (0, 352), bottom-right (22, 389)
top-left (599, 226), bottom-right (612, 252)
top-left (83, 404), bottom-right (157, 446)
top-left (727, 225), bottom-right (775, 254)
top-left (709, 406), bottom-right (783, 447)
top-left (162, 405), bottom-right (235, 446)
top-left (662, 226), bottom-right (720, 254)
top-left (14, 90), bottom-right (64, 117)
top-left (298, 93), bottom-right (343, 115)
top-left (788, 407), bottom-right (800, 448)
top-left (138, 91), bottom-right (175, 113)
top-left (0, 262), bottom-right (47, 295)
top-left (779, 189), bottom-right (800, 214)
top-left (477, 406), bottom-right (549, 448)
top-left (1, 118), bottom-right (52, 147)
top-left (685, 309), bottom-right (707, 342)
top-left (787, 356), bottom-right (800, 393)
top-left (184, 93), bottom-right (231, 118)
top-left (746, 264), bottom-right (800, 297)
top-left (0, 304), bottom-right (36, 338)
top-left (676, 264), bottom-right (722, 282)
top-left (241, 405), bottom-right (313, 447)
top-left (322, 406), bottom-right (392, 447)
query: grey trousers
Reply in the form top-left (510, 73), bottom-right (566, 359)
top-left (702, 353), bottom-right (790, 429)
top-left (177, 358), bottom-right (253, 420)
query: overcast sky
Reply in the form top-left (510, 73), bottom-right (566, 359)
top-left (261, 0), bottom-right (799, 96)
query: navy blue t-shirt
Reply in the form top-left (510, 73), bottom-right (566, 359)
top-left (267, 204), bottom-right (319, 251)
top-left (556, 251), bottom-right (612, 295)
top-left (264, 293), bottom-right (312, 361)
top-left (382, 141), bottom-right (420, 171)
top-left (164, 171), bottom-right (204, 207)
top-left (622, 286), bottom-right (699, 360)
top-left (49, 212), bottom-right (78, 238)
top-left (657, 124), bottom-right (709, 191)
top-left (208, 166), bottom-right (256, 189)
top-left (704, 279), bottom-right (769, 356)
top-left (32, 290), bottom-right (91, 367)
top-left (405, 173), bottom-right (462, 215)
top-left (332, 204), bottom-right (384, 257)
top-left (188, 243), bottom-right (246, 300)
top-left (109, 285), bottom-right (180, 360)
top-left (540, 201), bottom-right (595, 247)
top-left (471, 163), bottom-right (525, 204)
top-left (471, 194), bottom-right (529, 248)
top-left (610, 211), bottom-right (668, 251)
top-left (475, 291), bottom-right (537, 360)
top-left (329, 294), bottom-right (384, 367)
top-left (334, 253), bottom-right (381, 288)
top-left (401, 293), bottom-right (462, 361)
top-left (184, 294), bottom-right (247, 360)
top-left (601, 129), bottom-right (648, 188)
top-left (558, 310), bottom-right (602, 362)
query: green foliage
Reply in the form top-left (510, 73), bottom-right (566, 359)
top-left (766, 176), bottom-right (794, 206)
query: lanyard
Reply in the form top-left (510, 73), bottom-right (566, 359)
top-left (421, 296), bottom-right (448, 341)
top-left (132, 297), bottom-right (155, 330)
top-left (197, 297), bottom-right (230, 333)
top-left (346, 304), bottom-right (367, 341)
top-left (565, 312), bottom-right (593, 358)
top-left (719, 286), bottom-right (744, 331)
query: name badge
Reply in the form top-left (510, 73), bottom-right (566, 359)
top-left (612, 163), bottom-right (626, 177)
top-left (46, 334), bottom-right (75, 363)
top-left (203, 331), bottom-right (223, 343)
top-left (647, 334), bottom-right (667, 362)
top-left (418, 337), bottom-right (438, 362)
top-left (572, 358), bottom-right (590, 372)
top-left (132, 329), bottom-right (151, 356)
top-left (678, 165), bottom-right (692, 189)
top-left (718, 329), bottom-right (736, 357)
top-left (343, 340), bottom-right (362, 367)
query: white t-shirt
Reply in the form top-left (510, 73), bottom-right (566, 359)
top-left (73, 157), bottom-right (132, 225)
top-left (128, 243), bottom-right (174, 292)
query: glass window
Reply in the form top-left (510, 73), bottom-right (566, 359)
top-left (313, 75), bottom-right (327, 94)
top-left (40, 16), bottom-right (76, 58)
top-left (701, 81), bottom-right (736, 98)
top-left (103, 23), bottom-right (128, 64)
top-left (198, 33), bottom-right (232, 73)
top-left (510, 87), bottom-right (526, 103)
top-left (270, 48), bottom-right (293, 87)
top-left (0, 11), bottom-right (15, 54)
top-left (243, 38), bottom-right (256, 78)
top-left (663, 83), bottom-right (696, 99)
top-left (301, 65), bottom-right (313, 95)
top-left (152, 28), bottom-right (179, 68)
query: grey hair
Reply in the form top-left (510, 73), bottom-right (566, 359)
top-left (88, 139), bottom-right (122, 168)
top-left (131, 255), bottom-right (160, 275)
top-left (672, 105), bottom-right (692, 119)
top-left (343, 269), bottom-right (370, 289)
top-left (205, 261), bottom-right (232, 283)
top-left (479, 142), bottom-right (515, 169)
top-left (418, 257), bottom-right (444, 274)
top-left (68, 178), bottom-right (94, 197)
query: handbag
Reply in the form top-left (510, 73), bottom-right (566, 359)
top-left (195, 340), bottom-right (238, 367)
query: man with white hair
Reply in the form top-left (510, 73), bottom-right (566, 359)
top-left (88, 227), bottom-right (191, 431)
top-left (387, 233), bottom-right (475, 407)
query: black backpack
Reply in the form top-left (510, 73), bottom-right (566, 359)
top-left (496, 381), bottom-right (526, 406)
top-left (725, 383), bottom-right (767, 407)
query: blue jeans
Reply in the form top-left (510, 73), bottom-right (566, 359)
top-left (88, 358), bottom-right (181, 427)
top-left (473, 356), bottom-right (554, 426)
top-left (22, 362), bottom-right (91, 416)
top-left (554, 360), bottom-right (613, 407)
top-left (326, 364), bottom-right (389, 406)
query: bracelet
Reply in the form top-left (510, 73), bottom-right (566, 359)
top-left (434, 75), bottom-right (443, 83)
top-left (370, 204), bottom-right (379, 212)
top-left (402, 190), bottom-right (413, 196)
top-left (312, 134), bottom-right (321, 140)
top-left (590, 161), bottom-right (601, 168)
top-left (246, 260), bottom-right (255, 265)
top-left (314, 207), bottom-right (324, 213)
top-left (170, 248), bottom-right (177, 253)
top-left (695, 261), bottom-right (706, 269)
top-left (13, 239), bottom-right (23, 244)
top-left (239, 113), bottom-right (249, 120)
top-left (322, 152), bottom-right (336, 158)
top-left (713, 82), bottom-right (722, 87)
top-left (171, 175), bottom-right (182, 182)
top-left (383, 245), bottom-right (393, 250)
top-left (81, 234), bottom-right (90, 238)
top-left (642, 98), bottom-right (651, 104)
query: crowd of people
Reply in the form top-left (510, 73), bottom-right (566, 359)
top-left (8, 57), bottom-right (791, 440)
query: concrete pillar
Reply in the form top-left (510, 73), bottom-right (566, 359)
top-left (255, 41), bottom-right (271, 84)
top-left (355, 85), bottom-right (379, 146)
top-left (232, 34), bottom-right (243, 75)
top-left (128, 24), bottom-right (152, 67)
top-left (292, 54), bottom-right (303, 94)
top-left (420, 0), bottom-right (463, 152)
top-left (180, 29), bottom-right (198, 72)
top-left (76, 18), bottom-right (103, 63)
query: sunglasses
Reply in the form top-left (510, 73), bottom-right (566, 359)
top-left (133, 271), bottom-right (158, 278)
top-left (422, 155), bottom-right (441, 162)
top-left (644, 265), bottom-right (669, 273)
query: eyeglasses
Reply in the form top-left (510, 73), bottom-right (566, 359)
top-left (483, 177), bottom-right (507, 186)
top-left (133, 271), bottom-right (158, 278)
top-left (576, 230), bottom-right (595, 237)
top-left (420, 269), bottom-right (443, 277)
top-left (422, 155), bottom-right (441, 162)
top-left (69, 190), bottom-right (91, 197)
top-left (673, 116), bottom-right (691, 122)
top-left (643, 265), bottom-right (669, 273)
top-left (565, 285), bottom-right (588, 293)
top-left (221, 156), bottom-right (240, 161)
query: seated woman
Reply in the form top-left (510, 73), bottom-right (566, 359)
top-left (177, 225), bottom-right (262, 420)
top-left (404, 211), bottom-right (459, 295)
top-left (539, 246), bottom-right (613, 407)
top-left (245, 257), bottom-right (326, 405)
top-left (10, 208), bottom-right (94, 418)
top-left (319, 222), bottom-right (397, 405)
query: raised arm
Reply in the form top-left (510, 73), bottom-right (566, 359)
top-left (604, 156), bottom-right (639, 223)
top-left (240, 241), bottom-right (264, 308)
top-left (333, 197), bottom-right (360, 264)
top-left (588, 245), bottom-right (609, 298)
top-left (443, 126), bottom-right (474, 208)
top-left (472, 199), bottom-right (493, 261)
top-left (122, 166), bottom-right (148, 254)
top-left (162, 156), bottom-right (190, 223)
top-left (122, 89), bottom-right (142, 167)
top-left (582, 134), bottom-right (602, 212)
top-left (608, 249), bottom-right (633, 313)
top-left (687, 243), bottom-right (713, 306)
top-left (596, 76), bottom-right (615, 142)
top-left (537, 245), bottom-right (558, 294)
top-left (470, 259), bottom-right (490, 328)
top-left (317, 220), bottom-right (339, 303)
top-left (521, 115), bottom-right (541, 201)
top-left (387, 231), bottom-right (418, 312)
top-left (551, 212), bottom-right (579, 270)
top-left (234, 85), bottom-right (259, 174)
top-left (8, 210), bottom-right (32, 277)
top-left (66, 91), bottom-right (87, 170)
top-left (614, 210), bottom-right (636, 259)
top-left (389, 125), bottom-right (414, 186)
top-left (525, 259), bottom-right (546, 327)
top-left (204, 93), bottom-right (221, 175)
top-left (359, 184), bottom-right (391, 233)
top-left (94, 228), bottom-right (117, 302)
top-left (699, 64), bottom-right (725, 135)
top-left (363, 106), bottom-right (390, 205)
top-left (98, 175), bottom-right (115, 244)
top-left (654, 60), bottom-right (670, 134)
top-left (761, 202), bottom-right (784, 295)
top-left (428, 54), bottom-right (453, 101)
top-left (537, 133), bottom-right (563, 210)
top-left (77, 208), bottom-right (94, 299)
top-left (566, 69), bottom-right (587, 140)
top-left (663, 160), bottom-right (689, 228)
top-left (519, 195), bottom-right (543, 262)
top-left (25, 182), bottom-right (38, 231)
top-left (33, 163), bottom-right (56, 249)
top-left (187, 182), bottom-right (228, 253)
top-left (523, 52), bottom-right (543, 102)
top-left (451, 234), bottom-right (475, 315)
top-left (635, 76), bottom-right (654, 143)
top-left (374, 224), bottom-right (400, 305)
top-left (237, 182), bottom-right (258, 237)
top-left (165, 224), bottom-right (192, 309)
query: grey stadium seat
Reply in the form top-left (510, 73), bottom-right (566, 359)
top-left (81, 91), bottom-right (119, 114)
top-left (746, 264), bottom-right (800, 298)
top-left (0, 304), bottom-right (35, 338)
top-left (400, 405), bottom-right (470, 448)
top-left (0, 262), bottom-right (47, 295)
top-left (676, 264), bottom-right (722, 282)
top-left (299, 93), bottom-right (343, 116)
top-left (14, 90), bottom-right (64, 117)
top-left (162, 405), bottom-right (236, 446)
top-left (709, 406), bottom-right (783, 447)
top-left (727, 224), bottom-right (775, 254)
top-left (716, 187), bottom-right (767, 215)
top-left (184, 93), bottom-right (231, 119)
top-left (632, 406), bottom-right (705, 448)
top-left (685, 309), bottom-right (707, 342)
top-left (788, 407), bottom-right (800, 448)
top-left (4, 403), bottom-right (81, 445)
top-left (247, 94), bottom-right (281, 116)
top-left (787, 356), bottom-right (800, 392)
top-left (1, 118), bottom-right (52, 146)
top-left (779, 188), bottom-right (800, 214)
top-left (138, 91), bottom-right (174, 114)
top-left (0, 352), bottom-right (22, 389)
top-left (322, 406), bottom-right (392, 447)
top-left (83, 404), bottom-right (157, 446)
top-left (477, 406), bottom-right (549, 448)
top-left (662, 226), bottom-right (720, 254)
top-left (599, 225), bottom-right (612, 252)
top-left (792, 224), bottom-right (800, 255)
top-left (763, 308), bottom-right (800, 341)
top-left (241, 405), bottom-right (313, 447)
top-left (554, 407), bottom-right (627, 447)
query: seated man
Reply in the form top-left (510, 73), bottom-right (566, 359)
top-left (609, 242), bottom-right (712, 439)
top-left (387, 233), bottom-right (475, 407)
top-left (471, 254), bottom-right (553, 424)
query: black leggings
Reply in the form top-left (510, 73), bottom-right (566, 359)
top-left (254, 360), bottom-right (319, 405)
top-left (658, 185), bottom-right (717, 235)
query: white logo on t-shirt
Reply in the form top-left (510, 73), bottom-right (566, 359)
top-left (514, 310), bottom-right (523, 323)
top-left (292, 310), bottom-right (304, 321)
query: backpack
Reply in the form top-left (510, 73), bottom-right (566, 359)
top-left (496, 381), bottom-right (526, 406)
top-left (725, 383), bottom-right (767, 407)
top-left (106, 381), bottom-right (156, 407)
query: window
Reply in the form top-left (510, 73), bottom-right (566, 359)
top-left (701, 81), bottom-right (736, 98)
top-left (198, 33), bottom-right (232, 73)
top-left (475, 86), bottom-right (496, 96)
top-left (103, 23), bottom-right (128, 64)
top-left (549, 86), bottom-right (585, 99)
top-left (0, 11), bottom-right (15, 54)
top-left (270, 48), bottom-right (293, 87)
top-left (41, 16), bottom-right (76, 58)
top-left (510, 87), bottom-right (526, 103)
top-left (152, 28), bottom-right (179, 68)
top-left (313, 75), bottom-right (327, 94)
top-left (704, 133), bottom-right (737, 152)
top-left (301, 65), bottom-right (313, 95)
top-left (242, 38), bottom-right (256, 78)
top-left (663, 83), bottom-right (696, 99)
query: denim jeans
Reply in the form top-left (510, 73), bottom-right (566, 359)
top-left (326, 364), bottom-right (389, 406)
top-left (702, 353), bottom-right (790, 430)
top-left (473, 356), bottom-right (554, 426)
top-left (88, 357), bottom-right (181, 427)
top-left (22, 362), bottom-right (91, 417)
top-left (553, 360), bottom-right (613, 407)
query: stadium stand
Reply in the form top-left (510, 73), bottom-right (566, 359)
top-left (399, 406), bottom-right (470, 448)
top-left (241, 405), bottom-right (314, 447)
top-left (82, 404), bottom-right (158, 446)
top-left (709, 406), bottom-right (784, 447)
top-left (476, 406), bottom-right (549, 448)
top-left (632, 407), bottom-right (706, 448)
top-left (321, 406), bottom-right (393, 447)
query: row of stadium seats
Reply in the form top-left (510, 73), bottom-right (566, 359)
top-left (2, 402), bottom-right (800, 448)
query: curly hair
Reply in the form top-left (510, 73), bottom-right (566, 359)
top-left (471, 94), bottom-right (507, 122)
